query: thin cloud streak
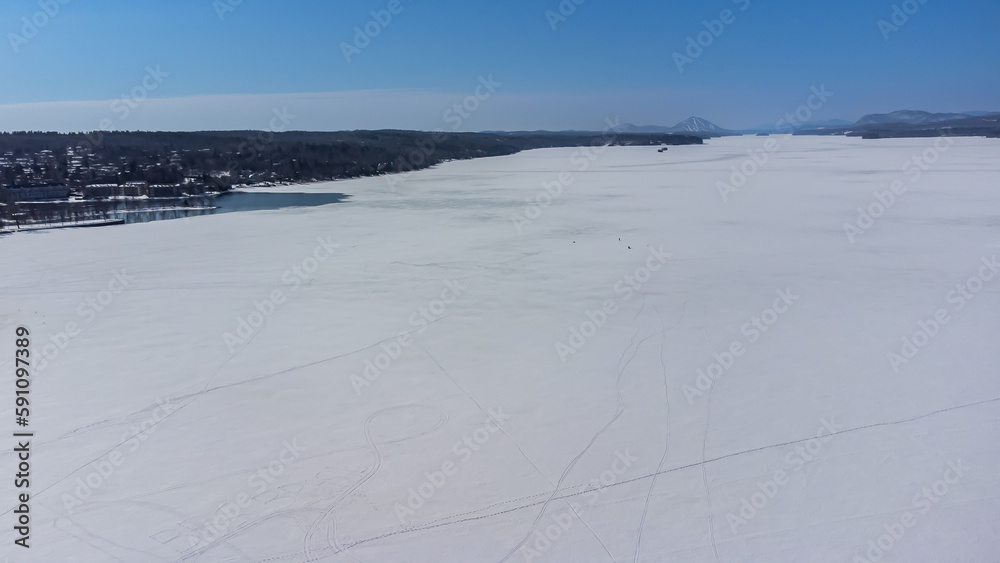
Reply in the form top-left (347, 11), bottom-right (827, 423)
top-left (0, 88), bottom-right (747, 133)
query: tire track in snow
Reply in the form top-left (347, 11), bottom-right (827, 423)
top-left (500, 293), bottom-right (654, 563)
top-left (179, 405), bottom-right (447, 562)
top-left (632, 301), bottom-right (687, 562)
top-left (301, 405), bottom-right (423, 563)
top-left (298, 396), bottom-right (1000, 560)
top-left (698, 324), bottom-right (721, 563)
top-left (0, 319), bottom-right (449, 459)
top-left (418, 343), bottom-right (618, 563)
top-left (131, 409), bottom-right (449, 506)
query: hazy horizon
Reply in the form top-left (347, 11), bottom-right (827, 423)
top-left (2, 0), bottom-right (997, 132)
top-left (0, 92), bottom-right (996, 135)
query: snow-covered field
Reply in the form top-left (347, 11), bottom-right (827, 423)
top-left (2, 135), bottom-right (999, 562)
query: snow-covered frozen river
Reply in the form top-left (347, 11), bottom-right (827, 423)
top-left (2, 135), bottom-right (999, 562)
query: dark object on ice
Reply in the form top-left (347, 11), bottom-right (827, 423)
top-left (658, 147), bottom-right (669, 152)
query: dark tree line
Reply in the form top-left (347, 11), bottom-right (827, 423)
top-left (0, 129), bottom-right (702, 227)
top-left (0, 129), bottom-right (702, 190)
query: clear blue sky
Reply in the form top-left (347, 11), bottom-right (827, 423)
top-left (1, 0), bottom-right (997, 131)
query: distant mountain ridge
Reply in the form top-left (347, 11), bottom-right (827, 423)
top-left (488, 109), bottom-right (999, 139)
top-left (796, 112), bottom-right (1000, 139)
top-left (620, 110), bottom-right (999, 137)
top-left (854, 110), bottom-right (975, 126)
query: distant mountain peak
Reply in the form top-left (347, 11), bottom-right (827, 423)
top-left (672, 116), bottom-right (725, 133)
top-left (618, 117), bottom-right (728, 135)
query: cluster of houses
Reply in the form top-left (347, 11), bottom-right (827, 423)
top-left (1, 145), bottom-right (221, 204)
top-left (6, 181), bottom-right (188, 202)
top-left (1, 149), bottom-right (56, 186)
